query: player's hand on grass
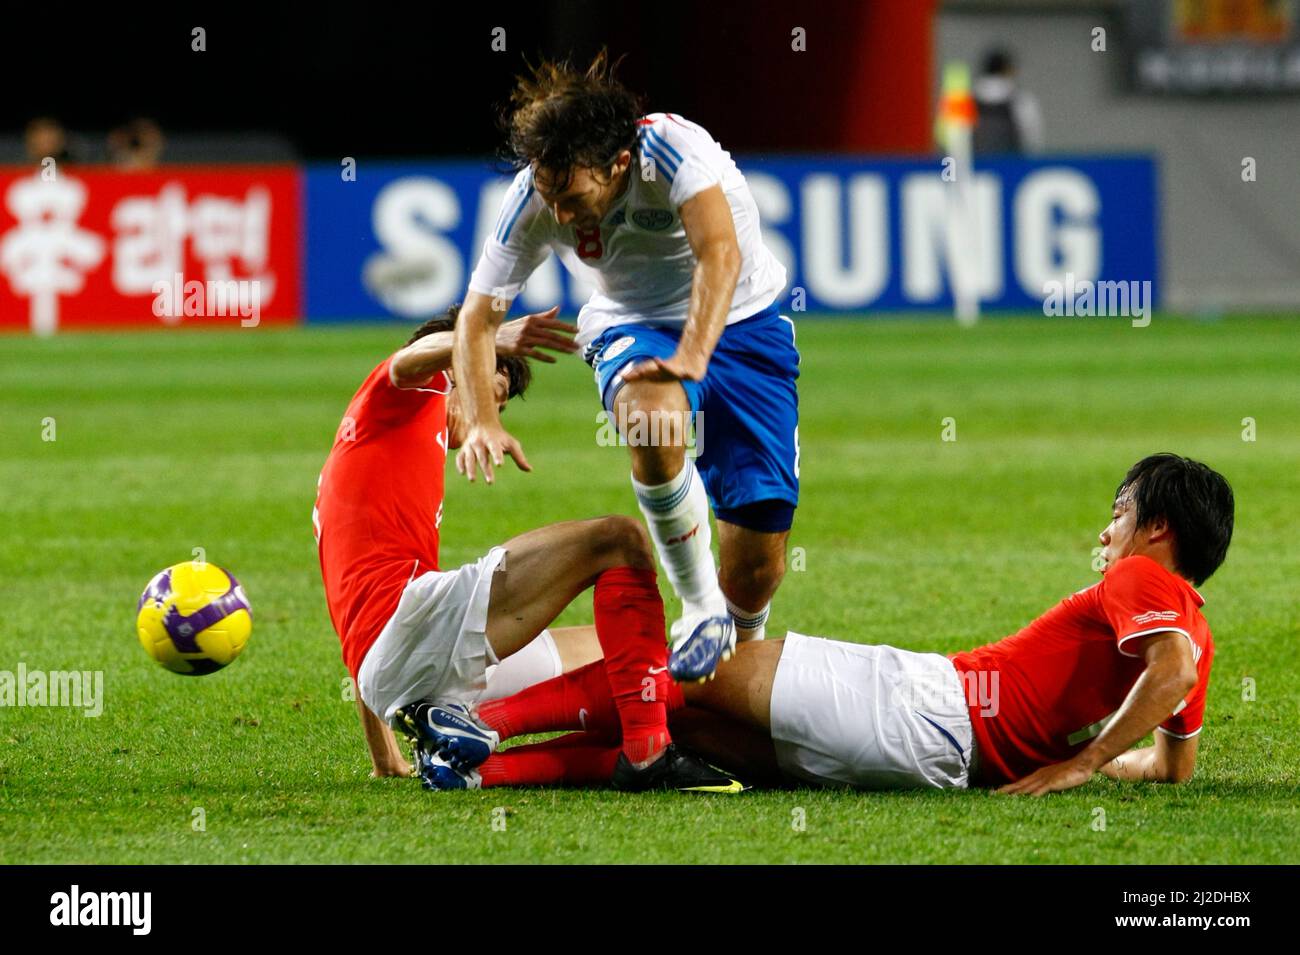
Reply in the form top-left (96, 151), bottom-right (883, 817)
top-left (996, 757), bottom-right (1095, 796)
top-left (370, 760), bottom-right (414, 779)
top-left (621, 351), bottom-right (709, 383)
top-left (457, 423), bottom-right (532, 484)
top-left (494, 305), bottom-right (578, 363)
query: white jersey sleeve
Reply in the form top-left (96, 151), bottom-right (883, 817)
top-left (637, 113), bottom-right (729, 209)
top-left (467, 168), bottom-right (551, 301)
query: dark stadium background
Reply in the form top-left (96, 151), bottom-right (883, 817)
top-left (1, 1), bottom-right (934, 160)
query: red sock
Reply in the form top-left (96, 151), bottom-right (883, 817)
top-left (478, 733), bottom-right (621, 787)
top-left (592, 566), bottom-right (677, 764)
top-left (478, 661), bottom-right (620, 742)
top-left (477, 661), bottom-right (685, 743)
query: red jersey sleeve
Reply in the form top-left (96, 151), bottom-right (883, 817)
top-left (1098, 556), bottom-right (1196, 658)
top-left (365, 361), bottom-right (451, 425)
top-left (1100, 556), bottom-right (1212, 739)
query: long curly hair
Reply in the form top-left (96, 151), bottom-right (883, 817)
top-left (500, 48), bottom-right (642, 191)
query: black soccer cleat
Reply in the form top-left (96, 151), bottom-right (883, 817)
top-left (611, 743), bottom-right (747, 793)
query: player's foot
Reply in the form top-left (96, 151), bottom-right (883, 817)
top-left (611, 743), bottom-right (746, 793)
top-left (667, 612), bottom-right (736, 682)
top-left (414, 744), bottom-right (482, 791)
top-left (395, 701), bottom-right (499, 772)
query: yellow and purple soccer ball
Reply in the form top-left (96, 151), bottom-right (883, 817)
top-left (136, 561), bottom-right (252, 675)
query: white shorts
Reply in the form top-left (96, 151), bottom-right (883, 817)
top-left (769, 632), bottom-right (976, 790)
top-left (358, 547), bottom-right (506, 725)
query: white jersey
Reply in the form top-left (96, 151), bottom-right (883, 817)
top-left (467, 113), bottom-right (787, 348)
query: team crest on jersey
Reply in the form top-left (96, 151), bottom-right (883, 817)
top-left (600, 336), bottom-right (637, 364)
top-left (632, 208), bottom-right (674, 231)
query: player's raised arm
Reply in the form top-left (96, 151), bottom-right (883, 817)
top-left (389, 329), bottom-right (455, 388)
top-left (622, 184), bottom-right (740, 383)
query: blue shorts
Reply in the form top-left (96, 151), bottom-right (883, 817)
top-left (586, 301), bottom-right (800, 532)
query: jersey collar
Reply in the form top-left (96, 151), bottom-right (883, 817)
top-left (601, 167), bottom-right (634, 226)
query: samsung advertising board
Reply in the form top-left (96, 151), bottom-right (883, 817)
top-left (305, 156), bottom-right (1157, 322)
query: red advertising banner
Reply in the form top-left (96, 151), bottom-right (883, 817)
top-left (0, 166), bottom-right (301, 333)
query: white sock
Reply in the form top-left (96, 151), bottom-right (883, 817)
top-left (727, 598), bottom-right (770, 642)
top-left (632, 461), bottom-right (725, 617)
top-left (476, 629), bottom-right (563, 703)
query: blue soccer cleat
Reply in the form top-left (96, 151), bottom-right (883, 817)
top-left (396, 701), bottom-right (499, 772)
top-left (414, 744), bottom-right (481, 791)
top-left (668, 612), bottom-right (736, 682)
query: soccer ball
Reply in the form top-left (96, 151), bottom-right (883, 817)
top-left (136, 561), bottom-right (252, 675)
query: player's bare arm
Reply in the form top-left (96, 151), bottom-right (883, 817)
top-left (452, 294), bottom-right (578, 482)
top-left (452, 291), bottom-right (518, 482)
top-left (389, 329), bottom-right (455, 388)
top-left (998, 631), bottom-right (1198, 796)
top-left (1098, 728), bottom-right (1200, 784)
top-left (622, 184), bottom-right (741, 383)
top-left (358, 698), bottom-right (412, 778)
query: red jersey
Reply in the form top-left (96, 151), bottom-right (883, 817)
top-left (314, 359), bottom-right (450, 679)
top-left (950, 555), bottom-right (1213, 786)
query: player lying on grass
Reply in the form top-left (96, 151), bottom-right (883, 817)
top-left (412, 454), bottom-right (1233, 795)
top-left (453, 51), bottom-right (799, 683)
top-left (313, 305), bottom-right (741, 791)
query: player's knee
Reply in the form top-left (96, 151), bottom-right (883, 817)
top-left (614, 379), bottom-right (690, 417)
top-left (595, 515), bottom-right (654, 570)
top-left (614, 385), bottom-right (691, 481)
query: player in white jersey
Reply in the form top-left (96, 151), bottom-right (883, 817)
top-left (452, 52), bottom-right (799, 684)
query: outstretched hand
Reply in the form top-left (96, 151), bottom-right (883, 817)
top-left (495, 306), bottom-right (578, 363)
top-left (996, 758), bottom-right (1095, 796)
top-left (455, 423), bottom-right (531, 485)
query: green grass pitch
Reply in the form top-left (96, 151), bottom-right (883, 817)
top-left (1, 314), bottom-right (1297, 864)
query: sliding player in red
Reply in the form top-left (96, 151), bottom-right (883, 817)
top-left (437, 454), bottom-right (1232, 794)
top-left (314, 304), bottom-right (741, 792)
